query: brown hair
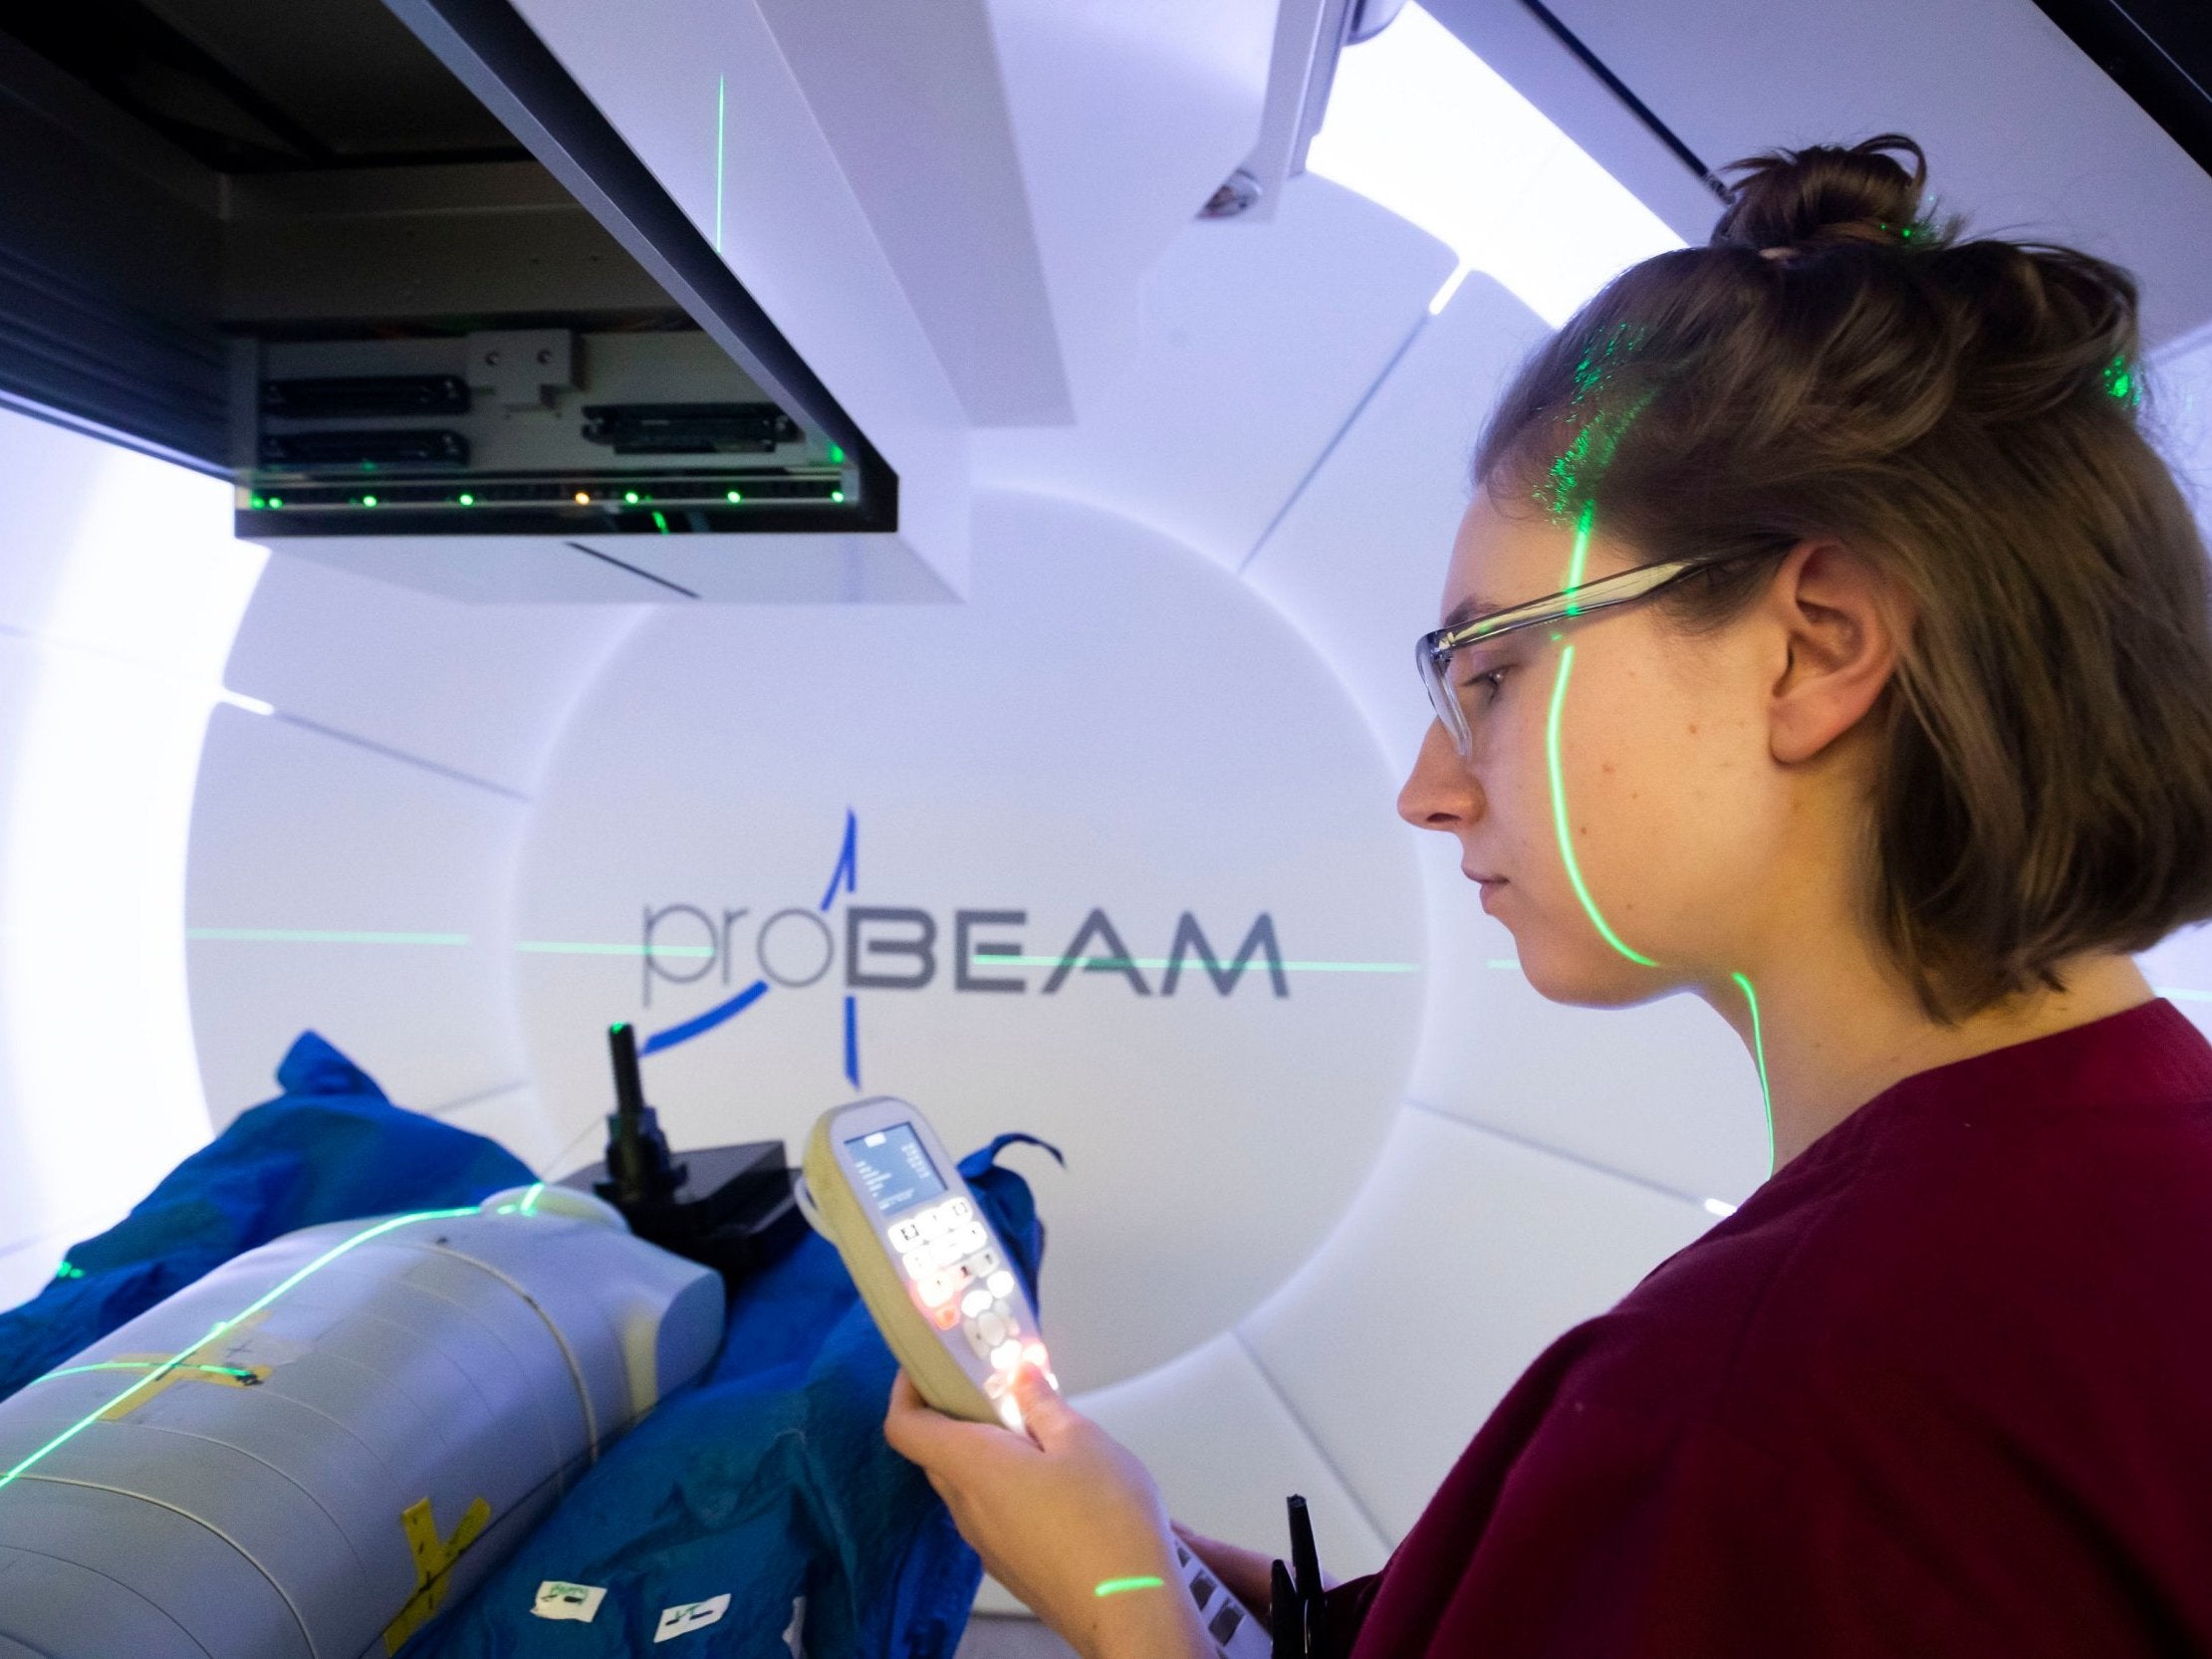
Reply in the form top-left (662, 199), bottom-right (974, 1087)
top-left (1475, 133), bottom-right (2212, 1024)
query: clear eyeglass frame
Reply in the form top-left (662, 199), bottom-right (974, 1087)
top-left (1415, 552), bottom-right (1768, 763)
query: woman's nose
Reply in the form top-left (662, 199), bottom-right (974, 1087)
top-left (1397, 721), bottom-right (1482, 831)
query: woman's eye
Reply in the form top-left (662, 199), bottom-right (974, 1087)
top-left (1457, 665), bottom-right (1509, 703)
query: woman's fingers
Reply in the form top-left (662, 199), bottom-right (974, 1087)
top-left (1171, 1522), bottom-right (1277, 1615)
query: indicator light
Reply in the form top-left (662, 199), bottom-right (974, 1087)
top-left (457, 492), bottom-right (475, 506)
top-left (249, 494), bottom-right (265, 508)
top-left (827, 443), bottom-right (845, 464)
top-left (267, 497), bottom-right (283, 508)
top-left (725, 490), bottom-right (743, 503)
top-left (623, 491), bottom-right (640, 504)
top-left (362, 494), bottom-right (378, 506)
top-left (831, 489), bottom-right (846, 503)
top-left (574, 491), bottom-right (592, 505)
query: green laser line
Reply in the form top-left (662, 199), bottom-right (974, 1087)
top-left (1732, 971), bottom-right (1775, 1168)
top-left (1094, 1576), bottom-right (1164, 1598)
top-left (516, 941), bottom-right (714, 958)
top-left (1547, 642), bottom-right (1657, 968)
top-left (0, 1205), bottom-right (477, 1495)
top-left (1563, 498), bottom-right (1595, 609)
top-left (188, 928), bottom-right (470, 946)
top-left (968, 956), bottom-right (1416, 973)
top-left (38, 1361), bottom-right (256, 1383)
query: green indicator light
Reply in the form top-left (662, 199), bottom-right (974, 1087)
top-left (458, 493), bottom-right (475, 506)
top-left (362, 494), bottom-right (378, 507)
top-left (827, 443), bottom-right (845, 464)
top-left (1095, 1576), bottom-right (1164, 1598)
top-left (267, 497), bottom-right (283, 508)
top-left (623, 491), bottom-right (640, 504)
top-left (651, 510), bottom-right (670, 535)
top-left (249, 494), bottom-right (265, 509)
top-left (55, 1262), bottom-right (84, 1281)
top-left (831, 489), bottom-right (846, 503)
top-left (726, 490), bottom-right (743, 503)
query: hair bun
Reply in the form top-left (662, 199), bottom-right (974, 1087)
top-left (1710, 133), bottom-right (1929, 254)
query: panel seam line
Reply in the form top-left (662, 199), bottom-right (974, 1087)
top-left (1401, 1094), bottom-right (1716, 1210)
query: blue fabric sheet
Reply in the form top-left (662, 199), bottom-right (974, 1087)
top-left (412, 1133), bottom-right (1056, 1659)
top-left (0, 1031), bottom-right (533, 1402)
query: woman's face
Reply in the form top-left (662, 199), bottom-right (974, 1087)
top-left (1397, 488), bottom-right (1788, 1008)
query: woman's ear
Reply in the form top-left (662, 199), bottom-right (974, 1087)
top-left (1765, 540), bottom-right (1905, 766)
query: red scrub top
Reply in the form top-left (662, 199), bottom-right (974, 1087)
top-left (1331, 996), bottom-right (2212, 1657)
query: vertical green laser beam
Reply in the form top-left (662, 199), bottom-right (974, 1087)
top-left (1732, 971), bottom-right (1776, 1170)
top-left (1563, 498), bottom-right (1594, 611)
top-left (0, 1205), bottom-right (477, 1495)
top-left (1546, 643), bottom-right (1656, 968)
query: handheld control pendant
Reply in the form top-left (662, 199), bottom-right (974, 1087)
top-left (798, 1098), bottom-right (1051, 1429)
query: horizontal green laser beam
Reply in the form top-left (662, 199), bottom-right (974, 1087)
top-left (187, 931), bottom-right (712, 957)
top-left (971, 956), bottom-right (1417, 973)
top-left (188, 928), bottom-right (470, 946)
top-left (183, 932), bottom-right (1415, 972)
top-left (517, 941), bottom-right (713, 958)
top-left (39, 1360), bottom-right (256, 1383)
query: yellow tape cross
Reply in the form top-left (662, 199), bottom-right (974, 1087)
top-left (382, 1495), bottom-right (492, 1654)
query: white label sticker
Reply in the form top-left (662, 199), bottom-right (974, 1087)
top-left (654, 1594), bottom-right (732, 1643)
top-left (532, 1581), bottom-right (607, 1622)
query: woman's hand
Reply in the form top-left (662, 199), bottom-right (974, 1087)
top-left (883, 1365), bottom-right (1211, 1659)
top-left (1171, 1519), bottom-right (1278, 1616)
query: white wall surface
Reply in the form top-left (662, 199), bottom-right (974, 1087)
top-left (0, 407), bottom-right (261, 1303)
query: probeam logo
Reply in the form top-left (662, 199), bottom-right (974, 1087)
top-left (635, 812), bottom-right (1289, 1087)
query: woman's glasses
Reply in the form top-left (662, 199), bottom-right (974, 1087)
top-left (1415, 552), bottom-right (1772, 763)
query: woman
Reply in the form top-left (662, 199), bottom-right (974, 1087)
top-left (887, 135), bottom-right (2212, 1657)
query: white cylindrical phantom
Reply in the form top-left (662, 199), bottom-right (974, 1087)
top-left (0, 1184), bottom-right (724, 1659)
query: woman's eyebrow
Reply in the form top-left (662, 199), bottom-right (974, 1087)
top-left (1441, 595), bottom-right (1503, 631)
